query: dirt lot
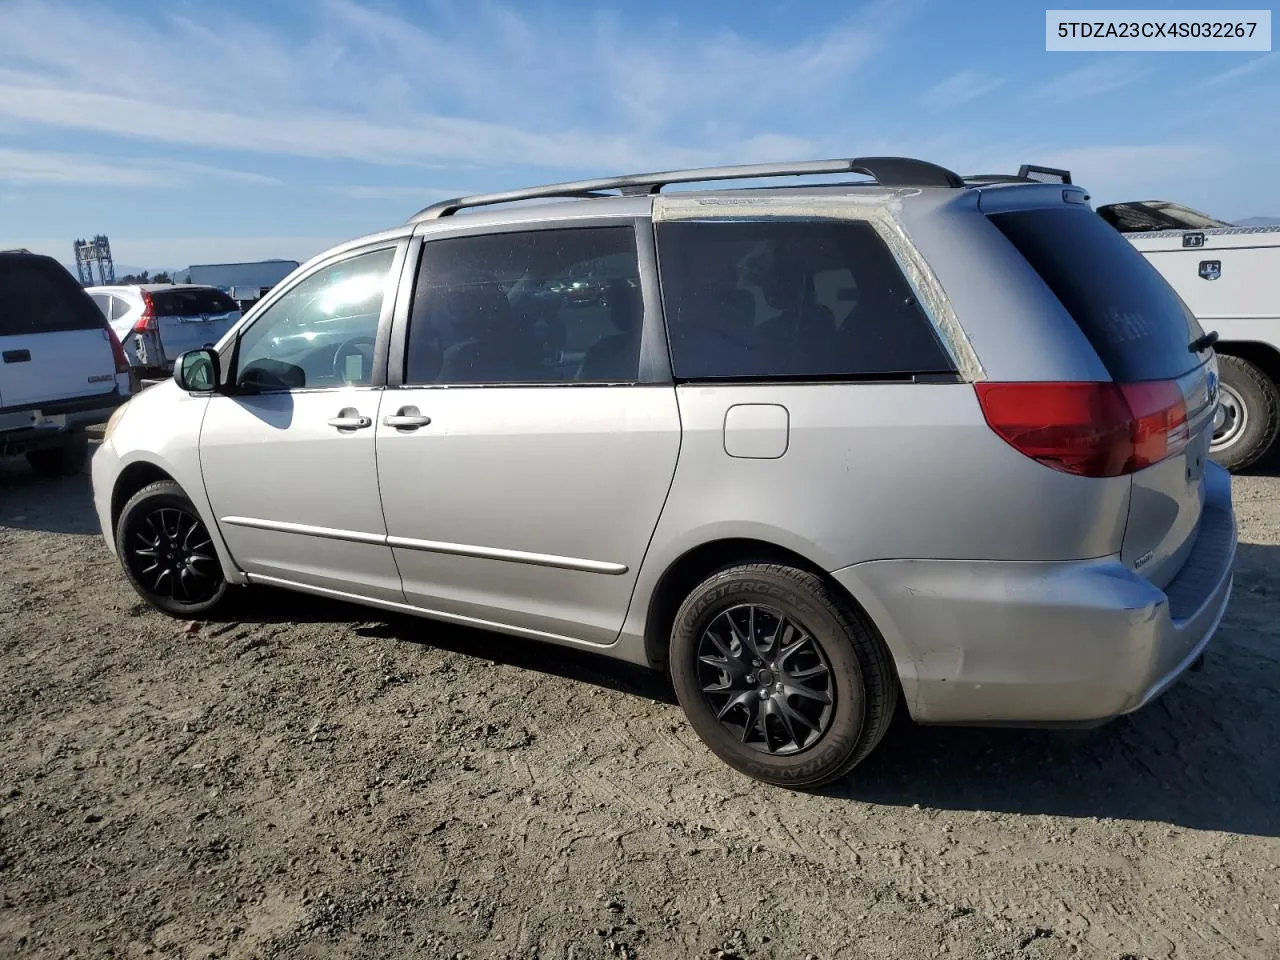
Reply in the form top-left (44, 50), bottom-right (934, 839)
top-left (1, 447), bottom-right (1278, 960)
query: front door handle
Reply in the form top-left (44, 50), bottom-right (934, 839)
top-left (328, 407), bottom-right (372, 430)
top-left (383, 406), bottom-right (431, 430)
top-left (2, 349), bottom-right (31, 363)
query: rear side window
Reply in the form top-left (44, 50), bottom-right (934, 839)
top-left (655, 219), bottom-right (953, 381)
top-left (151, 288), bottom-right (240, 317)
top-left (0, 255), bottom-right (104, 336)
top-left (988, 207), bottom-right (1209, 382)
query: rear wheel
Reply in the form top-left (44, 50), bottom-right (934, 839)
top-left (115, 480), bottom-right (228, 617)
top-left (25, 434), bottom-right (88, 478)
top-left (1211, 355), bottom-right (1280, 472)
top-left (669, 563), bottom-right (898, 788)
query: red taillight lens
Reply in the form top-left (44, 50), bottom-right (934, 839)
top-left (975, 380), bottom-right (1189, 478)
top-left (133, 290), bottom-right (157, 333)
top-left (102, 325), bottom-right (130, 375)
top-left (1120, 381), bottom-right (1190, 469)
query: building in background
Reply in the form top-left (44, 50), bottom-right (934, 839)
top-left (178, 259), bottom-right (301, 312)
top-left (179, 259), bottom-right (299, 290)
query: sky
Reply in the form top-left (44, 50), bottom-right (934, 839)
top-left (0, 0), bottom-right (1276, 270)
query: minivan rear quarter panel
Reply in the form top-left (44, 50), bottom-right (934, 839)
top-left (645, 383), bottom-right (1132, 571)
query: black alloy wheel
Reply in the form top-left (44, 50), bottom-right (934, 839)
top-left (115, 480), bottom-right (228, 616)
top-left (696, 602), bottom-right (836, 755)
top-left (669, 563), bottom-right (898, 788)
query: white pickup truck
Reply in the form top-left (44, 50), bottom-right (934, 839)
top-left (1096, 200), bottom-right (1280, 471)
top-left (1, 250), bottom-right (132, 476)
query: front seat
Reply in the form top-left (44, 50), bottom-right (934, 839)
top-left (577, 280), bottom-right (642, 381)
top-left (436, 281), bottom-right (543, 383)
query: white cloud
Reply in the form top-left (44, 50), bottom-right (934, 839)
top-left (1196, 52), bottom-right (1279, 87)
top-left (335, 185), bottom-right (473, 201)
top-left (1032, 60), bottom-right (1150, 101)
top-left (0, 147), bottom-right (281, 188)
top-left (920, 70), bottom-right (1004, 107)
top-left (0, 0), bottom-right (914, 173)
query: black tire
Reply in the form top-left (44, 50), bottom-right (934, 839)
top-left (25, 434), bottom-right (88, 478)
top-left (1211, 355), bottom-right (1280, 472)
top-left (669, 563), bottom-right (898, 788)
top-left (115, 480), bottom-right (228, 617)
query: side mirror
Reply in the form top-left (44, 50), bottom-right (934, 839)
top-left (173, 348), bottom-right (220, 394)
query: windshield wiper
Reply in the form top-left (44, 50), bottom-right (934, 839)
top-left (1190, 330), bottom-right (1219, 352)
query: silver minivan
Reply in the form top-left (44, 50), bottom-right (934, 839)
top-left (90, 158), bottom-right (1237, 787)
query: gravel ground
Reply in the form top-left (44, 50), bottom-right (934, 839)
top-left (2, 445), bottom-right (1279, 960)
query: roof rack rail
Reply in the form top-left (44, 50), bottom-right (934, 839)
top-left (409, 156), bottom-right (965, 221)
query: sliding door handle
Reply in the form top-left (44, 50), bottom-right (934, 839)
top-left (383, 407), bottom-right (431, 430)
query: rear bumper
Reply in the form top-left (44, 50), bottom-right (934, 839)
top-left (832, 462), bottom-right (1237, 725)
top-left (0, 391), bottom-right (127, 456)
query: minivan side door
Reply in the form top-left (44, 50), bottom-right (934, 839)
top-left (375, 221), bottom-right (681, 646)
top-left (198, 242), bottom-right (406, 601)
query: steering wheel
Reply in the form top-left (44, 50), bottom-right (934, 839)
top-left (332, 336), bottom-right (376, 383)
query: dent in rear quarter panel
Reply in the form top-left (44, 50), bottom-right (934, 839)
top-left (95, 380), bottom-right (244, 585)
top-left (621, 382), bottom-right (1133, 672)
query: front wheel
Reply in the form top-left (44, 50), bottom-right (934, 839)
top-left (115, 480), bottom-right (228, 617)
top-left (669, 563), bottom-right (898, 788)
top-left (1210, 355), bottom-right (1279, 472)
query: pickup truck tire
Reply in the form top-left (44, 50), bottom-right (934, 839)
top-left (115, 480), bottom-right (228, 617)
top-left (1211, 355), bottom-right (1280, 472)
top-left (25, 434), bottom-right (89, 478)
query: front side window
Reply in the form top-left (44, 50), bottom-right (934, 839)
top-left (234, 247), bottom-right (397, 391)
top-left (405, 226), bottom-right (642, 386)
top-left (655, 219), bottom-right (955, 381)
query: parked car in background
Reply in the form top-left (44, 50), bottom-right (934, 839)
top-left (92, 156), bottom-right (1236, 788)
top-left (1095, 198), bottom-right (1280, 471)
top-left (1, 249), bottom-right (131, 476)
top-left (86, 284), bottom-right (241, 380)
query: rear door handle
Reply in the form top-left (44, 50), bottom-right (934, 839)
top-left (2, 349), bottom-right (31, 363)
top-left (383, 407), bottom-right (431, 430)
top-left (328, 408), bottom-right (372, 430)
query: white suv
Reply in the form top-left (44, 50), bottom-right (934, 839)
top-left (86, 284), bottom-right (241, 380)
top-left (1, 250), bottom-right (132, 476)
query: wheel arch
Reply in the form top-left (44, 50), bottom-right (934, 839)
top-left (641, 537), bottom-right (900, 689)
top-left (1214, 340), bottom-right (1280, 388)
top-left (111, 461), bottom-right (180, 534)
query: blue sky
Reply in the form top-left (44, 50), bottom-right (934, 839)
top-left (0, 0), bottom-right (1276, 269)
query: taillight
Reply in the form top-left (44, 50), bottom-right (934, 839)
top-left (975, 380), bottom-right (1189, 478)
top-left (1120, 380), bottom-right (1190, 468)
top-left (101, 325), bottom-right (130, 375)
top-left (133, 290), bottom-right (157, 333)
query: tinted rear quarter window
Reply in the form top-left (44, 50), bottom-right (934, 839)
top-left (152, 288), bottom-right (240, 317)
top-left (988, 207), bottom-right (1209, 382)
top-left (655, 219), bottom-right (954, 381)
top-left (0, 255), bottom-right (104, 336)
